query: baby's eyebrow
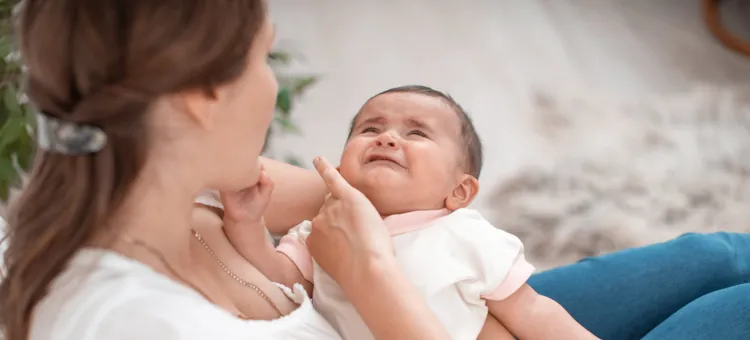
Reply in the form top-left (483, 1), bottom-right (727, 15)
top-left (406, 118), bottom-right (432, 131)
top-left (355, 116), bottom-right (386, 128)
top-left (352, 116), bottom-right (433, 132)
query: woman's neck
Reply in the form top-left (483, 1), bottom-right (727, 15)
top-left (109, 165), bottom-right (202, 269)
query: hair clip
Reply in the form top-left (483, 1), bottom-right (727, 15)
top-left (35, 111), bottom-right (107, 155)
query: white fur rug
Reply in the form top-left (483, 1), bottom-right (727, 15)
top-left (488, 85), bottom-right (750, 269)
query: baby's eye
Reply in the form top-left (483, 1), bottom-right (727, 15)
top-left (361, 127), bottom-right (379, 134)
top-left (408, 130), bottom-right (428, 138)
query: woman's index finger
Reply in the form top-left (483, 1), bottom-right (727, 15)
top-left (312, 156), bottom-right (352, 199)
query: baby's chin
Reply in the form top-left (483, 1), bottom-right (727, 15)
top-left (350, 174), bottom-right (403, 194)
top-left (353, 184), bottom-right (422, 216)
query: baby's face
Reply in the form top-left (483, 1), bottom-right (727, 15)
top-left (339, 92), bottom-right (466, 216)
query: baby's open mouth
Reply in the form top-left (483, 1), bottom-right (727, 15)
top-left (365, 154), bottom-right (403, 167)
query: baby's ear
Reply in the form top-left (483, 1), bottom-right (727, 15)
top-left (445, 175), bottom-right (479, 211)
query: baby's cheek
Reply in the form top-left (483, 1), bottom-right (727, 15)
top-left (337, 163), bottom-right (362, 188)
top-left (337, 149), bottom-right (358, 176)
top-left (421, 149), bottom-right (459, 173)
top-left (340, 138), bottom-right (367, 162)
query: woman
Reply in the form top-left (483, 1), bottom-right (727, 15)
top-left (0, 1), bottom-right (449, 339)
top-left (0, 1), bottom-right (747, 340)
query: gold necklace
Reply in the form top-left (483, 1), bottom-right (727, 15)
top-left (117, 233), bottom-right (218, 305)
top-left (191, 230), bottom-right (282, 316)
top-left (117, 231), bottom-right (282, 318)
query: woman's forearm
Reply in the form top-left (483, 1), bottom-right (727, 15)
top-left (344, 256), bottom-right (451, 340)
top-left (261, 157), bottom-right (327, 234)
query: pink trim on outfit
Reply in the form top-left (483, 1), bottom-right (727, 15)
top-left (383, 209), bottom-right (451, 235)
top-left (276, 235), bottom-right (314, 282)
top-left (481, 254), bottom-right (535, 300)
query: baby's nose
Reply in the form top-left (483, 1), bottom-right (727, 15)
top-left (375, 133), bottom-right (397, 148)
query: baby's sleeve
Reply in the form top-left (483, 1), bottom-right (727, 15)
top-left (481, 252), bottom-right (535, 301)
top-left (450, 212), bottom-right (535, 302)
top-left (195, 189), bottom-right (223, 210)
top-left (275, 221), bottom-right (314, 282)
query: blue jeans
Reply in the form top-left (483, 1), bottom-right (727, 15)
top-left (528, 232), bottom-right (750, 339)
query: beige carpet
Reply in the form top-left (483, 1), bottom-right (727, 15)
top-left (487, 85), bottom-right (750, 270)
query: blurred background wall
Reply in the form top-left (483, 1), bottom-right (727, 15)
top-left (268, 0), bottom-right (750, 268)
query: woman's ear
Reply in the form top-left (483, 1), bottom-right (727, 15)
top-left (445, 175), bottom-right (479, 211)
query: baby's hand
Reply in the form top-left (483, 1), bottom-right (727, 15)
top-left (221, 162), bottom-right (287, 276)
top-left (220, 162), bottom-right (274, 224)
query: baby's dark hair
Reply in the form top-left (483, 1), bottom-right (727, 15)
top-left (348, 85), bottom-right (484, 178)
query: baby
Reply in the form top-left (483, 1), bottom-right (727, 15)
top-left (220, 85), bottom-right (597, 339)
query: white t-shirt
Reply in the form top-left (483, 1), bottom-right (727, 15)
top-left (28, 248), bottom-right (342, 340)
top-left (277, 208), bottom-right (535, 340)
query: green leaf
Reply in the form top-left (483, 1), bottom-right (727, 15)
top-left (3, 85), bottom-right (22, 116)
top-left (0, 36), bottom-right (10, 59)
top-left (23, 103), bottom-right (37, 128)
top-left (276, 87), bottom-right (292, 115)
top-left (0, 115), bottom-right (23, 152)
top-left (0, 152), bottom-right (14, 179)
top-left (4, 58), bottom-right (20, 73)
top-left (13, 131), bottom-right (33, 171)
top-left (274, 116), bottom-right (301, 134)
top-left (268, 51), bottom-right (292, 64)
top-left (0, 178), bottom-right (9, 202)
top-left (292, 76), bottom-right (318, 96)
top-left (0, 152), bottom-right (18, 201)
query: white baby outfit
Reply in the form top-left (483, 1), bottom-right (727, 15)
top-left (277, 208), bottom-right (535, 340)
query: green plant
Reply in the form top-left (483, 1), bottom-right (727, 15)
top-left (266, 51), bottom-right (318, 166)
top-left (0, 4), bottom-right (316, 202)
top-left (0, 0), bottom-right (30, 202)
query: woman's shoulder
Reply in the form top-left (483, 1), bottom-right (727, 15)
top-left (30, 249), bottom-right (341, 340)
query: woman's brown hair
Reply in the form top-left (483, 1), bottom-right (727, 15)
top-left (0, 1), bottom-right (267, 339)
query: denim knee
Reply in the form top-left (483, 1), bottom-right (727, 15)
top-left (675, 232), bottom-right (749, 287)
top-left (643, 283), bottom-right (750, 340)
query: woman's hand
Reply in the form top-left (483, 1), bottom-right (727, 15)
top-left (220, 162), bottom-right (274, 224)
top-left (306, 156), bottom-right (394, 287)
top-left (307, 156), bottom-right (451, 340)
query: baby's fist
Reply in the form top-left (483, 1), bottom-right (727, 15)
top-left (220, 165), bottom-right (274, 223)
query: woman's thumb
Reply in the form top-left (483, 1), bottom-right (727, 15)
top-left (313, 156), bottom-right (352, 198)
